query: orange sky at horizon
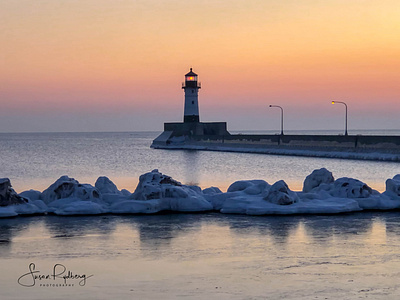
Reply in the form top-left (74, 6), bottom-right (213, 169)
top-left (1, 0), bottom-right (399, 132)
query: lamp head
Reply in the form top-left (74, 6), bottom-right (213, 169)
top-left (332, 101), bottom-right (335, 104)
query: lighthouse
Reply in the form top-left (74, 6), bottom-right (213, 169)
top-left (151, 68), bottom-right (230, 147)
top-left (182, 68), bottom-right (201, 123)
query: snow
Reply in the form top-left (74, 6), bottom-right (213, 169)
top-left (383, 175), bottom-right (400, 199)
top-left (303, 168), bottom-right (334, 192)
top-left (129, 169), bottom-right (213, 212)
top-left (264, 180), bottom-right (299, 205)
top-left (2, 169), bottom-right (400, 217)
top-left (41, 176), bottom-right (102, 204)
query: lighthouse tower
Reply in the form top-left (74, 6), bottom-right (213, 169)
top-left (151, 68), bottom-right (230, 147)
top-left (182, 68), bottom-right (201, 123)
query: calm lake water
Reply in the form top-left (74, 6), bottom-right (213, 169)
top-left (2, 213), bottom-right (400, 299)
top-left (1, 131), bottom-right (399, 192)
top-left (1, 131), bottom-right (400, 299)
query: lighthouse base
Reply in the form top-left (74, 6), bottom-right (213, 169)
top-left (151, 121), bottom-right (230, 147)
top-left (184, 115), bottom-right (200, 123)
top-left (165, 121), bottom-right (229, 136)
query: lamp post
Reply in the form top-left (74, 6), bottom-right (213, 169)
top-left (331, 101), bottom-right (348, 136)
top-left (269, 105), bottom-right (284, 135)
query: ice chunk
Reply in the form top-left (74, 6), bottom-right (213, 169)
top-left (95, 176), bottom-right (121, 195)
top-left (94, 176), bottom-right (130, 205)
top-left (203, 187), bottom-right (222, 195)
top-left (246, 197), bottom-right (361, 215)
top-left (264, 180), bottom-right (299, 205)
top-left (384, 175), bottom-right (400, 199)
top-left (332, 177), bottom-right (374, 198)
top-left (130, 170), bottom-right (212, 212)
top-left (41, 176), bottom-right (102, 204)
top-left (19, 190), bottom-right (42, 201)
top-left (131, 169), bottom-right (182, 200)
top-left (39, 176), bottom-right (107, 215)
top-left (0, 178), bottom-right (45, 217)
top-left (0, 178), bottom-right (28, 206)
top-left (110, 199), bottom-right (162, 214)
top-left (121, 189), bottom-right (132, 197)
top-left (227, 180), bottom-right (269, 195)
top-left (0, 206), bottom-right (18, 217)
top-left (47, 197), bottom-right (105, 215)
top-left (303, 168), bottom-right (334, 192)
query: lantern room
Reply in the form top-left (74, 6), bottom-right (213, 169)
top-left (183, 68), bottom-right (201, 89)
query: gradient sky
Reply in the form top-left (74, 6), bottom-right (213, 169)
top-left (1, 0), bottom-right (399, 132)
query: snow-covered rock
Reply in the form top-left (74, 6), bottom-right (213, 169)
top-left (0, 178), bottom-right (28, 206)
top-left (203, 187), bottom-right (222, 195)
top-left (95, 176), bottom-right (122, 195)
top-left (0, 206), bottom-right (18, 218)
top-left (94, 176), bottom-right (129, 205)
top-left (0, 179), bottom-right (46, 217)
top-left (109, 199), bottom-right (162, 214)
top-left (208, 180), bottom-right (270, 211)
top-left (303, 168), bottom-right (334, 192)
top-left (3, 169), bottom-right (400, 218)
top-left (47, 197), bottom-right (105, 215)
top-left (384, 175), bottom-right (400, 199)
top-left (41, 176), bottom-right (106, 215)
top-left (19, 190), bottom-right (42, 201)
top-left (264, 180), bottom-right (299, 205)
top-left (41, 176), bottom-right (102, 204)
top-left (327, 177), bottom-right (394, 210)
top-left (332, 177), bottom-right (375, 198)
top-left (227, 180), bottom-right (270, 195)
top-left (217, 171), bottom-right (367, 215)
top-left (128, 170), bottom-right (213, 212)
top-left (245, 197), bottom-right (361, 215)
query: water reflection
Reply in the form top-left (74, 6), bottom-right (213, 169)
top-left (1, 212), bottom-right (400, 261)
top-left (182, 150), bottom-right (200, 186)
top-left (0, 217), bottom-right (37, 243)
top-left (44, 215), bottom-right (117, 238)
top-left (224, 215), bottom-right (301, 244)
top-left (126, 214), bottom-right (203, 251)
top-left (302, 213), bottom-right (375, 243)
top-left (381, 213), bottom-right (400, 235)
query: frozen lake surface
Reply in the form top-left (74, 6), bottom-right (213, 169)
top-left (2, 212), bottom-right (400, 299)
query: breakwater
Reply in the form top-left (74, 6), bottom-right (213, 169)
top-left (152, 133), bottom-right (400, 161)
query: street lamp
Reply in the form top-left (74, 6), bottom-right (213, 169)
top-left (269, 105), bottom-right (284, 135)
top-left (331, 101), bottom-right (348, 136)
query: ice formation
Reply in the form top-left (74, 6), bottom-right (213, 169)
top-left (2, 168), bottom-right (400, 218)
top-left (0, 178), bottom-right (28, 206)
top-left (384, 175), bottom-right (400, 199)
top-left (40, 176), bottom-right (107, 215)
top-left (264, 180), bottom-right (299, 205)
top-left (302, 168), bottom-right (334, 193)
top-left (0, 178), bottom-right (45, 217)
top-left (126, 169), bottom-right (213, 212)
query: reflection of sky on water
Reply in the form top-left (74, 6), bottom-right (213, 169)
top-left (0, 212), bottom-right (399, 261)
top-left (182, 150), bottom-right (200, 186)
top-left (3, 213), bottom-right (400, 299)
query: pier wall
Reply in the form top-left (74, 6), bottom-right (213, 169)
top-left (191, 134), bottom-right (400, 150)
top-left (164, 122), bottom-right (229, 136)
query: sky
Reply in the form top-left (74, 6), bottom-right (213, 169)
top-left (1, 0), bottom-right (399, 133)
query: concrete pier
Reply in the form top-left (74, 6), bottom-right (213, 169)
top-left (151, 133), bottom-right (400, 162)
